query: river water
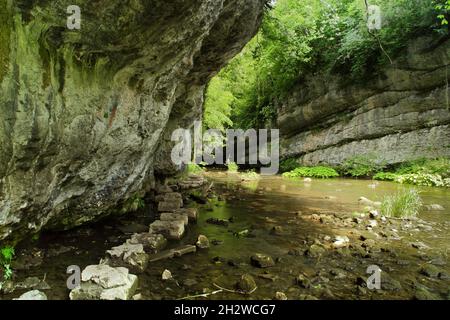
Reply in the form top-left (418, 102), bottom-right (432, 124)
top-left (2, 172), bottom-right (449, 300)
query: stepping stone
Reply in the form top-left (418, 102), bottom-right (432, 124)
top-left (149, 220), bottom-right (185, 240)
top-left (158, 201), bottom-right (181, 213)
top-left (164, 192), bottom-right (183, 206)
top-left (127, 233), bottom-right (167, 254)
top-left (160, 212), bottom-right (189, 226)
top-left (175, 208), bottom-right (198, 222)
top-left (148, 245), bottom-right (197, 263)
top-left (70, 265), bottom-right (138, 300)
top-left (104, 243), bottom-right (149, 274)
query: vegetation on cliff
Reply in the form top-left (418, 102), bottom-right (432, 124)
top-left (204, 0), bottom-right (449, 130)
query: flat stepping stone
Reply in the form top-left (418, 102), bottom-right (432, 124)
top-left (127, 233), bottom-right (167, 254)
top-left (70, 265), bottom-right (138, 300)
top-left (160, 212), bottom-right (189, 226)
top-left (104, 243), bottom-right (149, 274)
top-left (175, 208), bottom-right (198, 222)
top-left (149, 220), bottom-right (185, 240)
top-left (148, 245), bottom-right (197, 263)
top-left (158, 201), bottom-right (182, 212)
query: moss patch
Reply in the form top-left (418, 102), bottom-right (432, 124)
top-left (0, 0), bottom-right (12, 83)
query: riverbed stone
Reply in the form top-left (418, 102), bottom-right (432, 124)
top-left (250, 254), bottom-right (275, 268)
top-left (305, 244), bottom-right (326, 258)
top-left (14, 290), bottom-right (47, 300)
top-left (196, 235), bottom-right (210, 249)
top-left (160, 212), bottom-right (189, 226)
top-left (420, 265), bottom-right (440, 278)
top-left (128, 233), bottom-right (167, 254)
top-left (149, 220), bottom-right (185, 240)
top-left (274, 292), bottom-right (288, 300)
top-left (70, 265), bottom-right (138, 300)
top-left (105, 243), bottom-right (149, 274)
top-left (236, 274), bottom-right (257, 293)
top-left (424, 204), bottom-right (445, 211)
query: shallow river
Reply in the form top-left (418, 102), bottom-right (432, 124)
top-left (2, 172), bottom-right (449, 300)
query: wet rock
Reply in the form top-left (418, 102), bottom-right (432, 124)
top-left (163, 193), bottom-right (183, 207)
top-left (420, 265), bottom-right (440, 278)
top-left (160, 212), bottom-right (189, 226)
top-left (162, 269), bottom-right (173, 281)
top-left (369, 210), bottom-right (380, 219)
top-left (206, 218), bottom-right (229, 227)
top-left (414, 287), bottom-right (441, 300)
top-left (304, 178), bottom-right (313, 183)
top-left (15, 277), bottom-right (51, 291)
top-left (176, 208), bottom-right (199, 222)
top-left (367, 220), bottom-right (378, 228)
top-left (236, 274), bottom-right (257, 293)
top-left (211, 239), bottom-right (224, 246)
top-left (0, 281), bottom-right (15, 294)
top-left (196, 235), bottom-right (210, 249)
top-left (274, 292), bottom-right (288, 300)
top-left (424, 204), bottom-right (445, 211)
top-left (296, 274), bottom-right (311, 289)
top-left (14, 290), bottom-right (47, 300)
top-left (411, 241), bottom-right (430, 250)
top-left (105, 243), bottom-right (149, 274)
top-left (358, 197), bottom-right (381, 208)
top-left (128, 233), bottom-right (167, 254)
top-left (332, 236), bottom-right (350, 249)
top-left (149, 220), bottom-right (185, 240)
top-left (158, 201), bottom-right (182, 213)
top-left (132, 293), bottom-right (143, 300)
top-left (258, 273), bottom-right (279, 282)
top-left (250, 254), bottom-right (275, 268)
top-left (381, 275), bottom-right (402, 291)
top-left (305, 244), bottom-right (325, 258)
top-left (70, 265), bottom-right (138, 300)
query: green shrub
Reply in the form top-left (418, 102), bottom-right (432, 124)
top-left (381, 189), bottom-right (422, 218)
top-left (0, 246), bottom-right (15, 282)
top-left (395, 173), bottom-right (450, 187)
top-left (227, 162), bottom-right (239, 173)
top-left (395, 158), bottom-right (450, 177)
top-left (187, 163), bottom-right (205, 175)
top-left (280, 158), bottom-right (299, 173)
top-left (283, 166), bottom-right (339, 179)
top-left (341, 155), bottom-right (386, 177)
top-left (373, 172), bottom-right (398, 181)
top-left (240, 170), bottom-right (260, 180)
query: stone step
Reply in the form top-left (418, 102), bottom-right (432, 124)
top-left (127, 232), bottom-right (167, 254)
top-left (103, 243), bottom-right (149, 274)
top-left (157, 200), bottom-right (182, 212)
top-left (149, 220), bottom-right (185, 240)
top-left (148, 245), bottom-right (197, 263)
top-left (160, 212), bottom-right (189, 226)
top-left (175, 208), bottom-right (198, 222)
top-left (69, 265), bottom-right (138, 300)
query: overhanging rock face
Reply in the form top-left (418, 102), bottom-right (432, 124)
top-left (0, 0), bottom-right (265, 240)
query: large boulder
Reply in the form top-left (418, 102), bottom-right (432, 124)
top-left (0, 0), bottom-right (265, 241)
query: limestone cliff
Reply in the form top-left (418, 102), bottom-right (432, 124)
top-left (0, 0), bottom-right (265, 241)
top-left (279, 35), bottom-right (450, 166)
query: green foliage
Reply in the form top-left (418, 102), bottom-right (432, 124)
top-left (122, 194), bottom-right (145, 213)
top-left (0, 246), bottom-right (15, 282)
top-left (227, 162), bottom-right (239, 173)
top-left (381, 189), bottom-right (422, 218)
top-left (240, 169), bottom-right (260, 181)
top-left (341, 155), bottom-right (386, 177)
top-left (203, 76), bottom-right (234, 131)
top-left (283, 166), bottom-right (339, 179)
top-left (374, 158), bottom-right (450, 187)
top-left (187, 163), bottom-right (205, 175)
top-left (204, 0), bottom-right (443, 129)
top-left (395, 173), bottom-right (450, 187)
top-left (373, 172), bottom-right (398, 181)
top-left (280, 157), bottom-right (300, 173)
